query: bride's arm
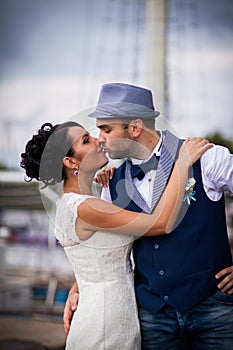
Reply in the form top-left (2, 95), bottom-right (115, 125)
top-left (76, 138), bottom-right (212, 238)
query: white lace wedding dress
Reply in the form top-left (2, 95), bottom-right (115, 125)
top-left (54, 193), bottom-right (141, 350)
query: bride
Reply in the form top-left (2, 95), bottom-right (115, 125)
top-left (20, 121), bottom-right (211, 349)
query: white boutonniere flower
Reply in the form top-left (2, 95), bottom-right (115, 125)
top-left (183, 178), bottom-right (196, 205)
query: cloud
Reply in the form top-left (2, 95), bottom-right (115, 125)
top-left (0, 0), bottom-right (232, 168)
top-left (0, 74), bottom-right (132, 167)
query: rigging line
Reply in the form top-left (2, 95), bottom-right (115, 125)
top-left (135, 0), bottom-right (147, 85)
top-left (131, 0), bottom-right (141, 83)
top-left (166, 0), bottom-right (182, 121)
top-left (78, 0), bottom-right (96, 108)
top-left (125, 0), bottom-right (136, 83)
top-left (115, 0), bottom-right (127, 81)
top-left (189, 0), bottom-right (210, 121)
top-left (96, 0), bottom-right (116, 79)
top-left (85, 0), bottom-right (118, 105)
top-left (167, 0), bottom-right (208, 133)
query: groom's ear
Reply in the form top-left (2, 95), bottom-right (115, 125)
top-left (128, 119), bottom-right (143, 138)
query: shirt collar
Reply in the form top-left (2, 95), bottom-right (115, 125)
top-left (131, 131), bottom-right (163, 165)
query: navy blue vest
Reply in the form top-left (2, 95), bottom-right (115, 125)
top-left (109, 159), bottom-right (232, 313)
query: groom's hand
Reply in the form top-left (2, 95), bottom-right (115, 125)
top-left (63, 282), bottom-right (79, 335)
top-left (95, 166), bottom-right (116, 187)
top-left (215, 265), bottom-right (233, 294)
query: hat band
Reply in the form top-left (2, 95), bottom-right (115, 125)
top-left (89, 102), bottom-right (160, 119)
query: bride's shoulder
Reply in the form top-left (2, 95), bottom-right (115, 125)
top-left (57, 193), bottom-right (94, 208)
top-left (55, 192), bottom-right (92, 246)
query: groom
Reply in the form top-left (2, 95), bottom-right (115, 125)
top-left (64, 83), bottom-right (233, 349)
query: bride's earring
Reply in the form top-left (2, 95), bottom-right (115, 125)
top-left (73, 167), bottom-right (79, 176)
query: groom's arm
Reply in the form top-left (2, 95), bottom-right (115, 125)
top-left (63, 281), bottom-right (79, 335)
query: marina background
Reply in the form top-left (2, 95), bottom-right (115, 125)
top-left (0, 0), bottom-right (232, 348)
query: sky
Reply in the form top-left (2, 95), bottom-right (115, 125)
top-left (167, 0), bottom-right (233, 138)
top-left (0, 0), bottom-right (232, 169)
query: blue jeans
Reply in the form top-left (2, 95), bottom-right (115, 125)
top-left (138, 291), bottom-right (233, 350)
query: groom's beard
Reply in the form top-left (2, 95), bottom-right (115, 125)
top-left (103, 139), bottom-right (135, 159)
top-left (105, 141), bottom-right (151, 161)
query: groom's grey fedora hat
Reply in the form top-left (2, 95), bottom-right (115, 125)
top-left (88, 83), bottom-right (160, 119)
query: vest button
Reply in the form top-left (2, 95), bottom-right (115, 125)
top-left (159, 270), bottom-right (165, 276)
top-left (164, 295), bottom-right (169, 301)
top-left (154, 243), bottom-right (159, 249)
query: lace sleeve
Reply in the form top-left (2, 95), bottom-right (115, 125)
top-left (54, 193), bottom-right (93, 247)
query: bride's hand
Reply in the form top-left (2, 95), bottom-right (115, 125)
top-left (178, 137), bottom-right (213, 167)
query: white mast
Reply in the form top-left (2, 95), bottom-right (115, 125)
top-left (146, 0), bottom-right (167, 117)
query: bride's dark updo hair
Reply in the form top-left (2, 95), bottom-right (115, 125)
top-left (20, 121), bottom-right (83, 187)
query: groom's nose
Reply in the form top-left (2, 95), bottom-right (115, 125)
top-left (98, 130), bottom-right (105, 142)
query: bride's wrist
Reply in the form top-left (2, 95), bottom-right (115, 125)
top-left (175, 157), bottom-right (190, 172)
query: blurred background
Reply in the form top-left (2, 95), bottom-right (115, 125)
top-left (0, 0), bottom-right (232, 348)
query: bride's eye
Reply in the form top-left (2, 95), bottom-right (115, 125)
top-left (83, 137), bottom-right (90, 144)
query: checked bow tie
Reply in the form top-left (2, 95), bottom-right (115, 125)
top-left (130, 154), bottom-right (159, 180)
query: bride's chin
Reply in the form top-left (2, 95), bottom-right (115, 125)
top-left (100, 153), bottom-right (109, 165)
top-left (101, 158), bottom-right (109, 168)
top-left (92, 158), bottom-right (108, 172)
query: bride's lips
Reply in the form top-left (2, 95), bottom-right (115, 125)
top-left (97, 145), bottom-right (107, 154)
